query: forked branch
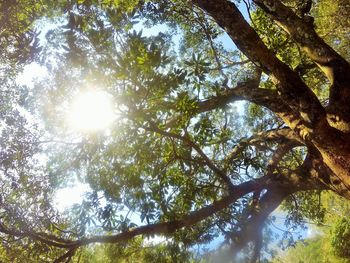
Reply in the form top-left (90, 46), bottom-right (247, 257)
top-left (192, 0), bottom-right (330, 140)
top-left (253, 0), bottom-right (350, 130)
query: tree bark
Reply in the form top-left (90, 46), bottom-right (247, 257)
top-left (253, 0), bottom-right (350, 132)
top-left (192, 0), bottom-right (350, 199)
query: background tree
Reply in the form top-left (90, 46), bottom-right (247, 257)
top-left (271, 189), bottom-right (350, 263)
top-left (0, 0), bottom-right (350, 262)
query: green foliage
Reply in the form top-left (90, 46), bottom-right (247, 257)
top-left (331, 218), bottom-right (350, 259)
top-left (0, 0), bottom-right (349, 261)
top-left (313, 0), bottom-right (350, 59)
top-left (272, 190), bottom-right (350, 262)
top-left (77, 237), bottom-right (198, 263)
top-left (271, 236), bottom-right (349, 263)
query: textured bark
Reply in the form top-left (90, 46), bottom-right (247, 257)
top-left (315, 145), bottom-right (350, 194)
top-left (192, 0), bottom-right (328, 134)
top-left (192, 0), bottom-right (350, 199)
top-left (253, 0), bottom-right (350, 132)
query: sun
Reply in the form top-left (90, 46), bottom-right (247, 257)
top-left (67, 91), bottom-right (115, 132)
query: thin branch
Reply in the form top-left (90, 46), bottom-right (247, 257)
top-left (145, 121), bottom-right (235, 192)
top-left (266, 141), bottom-right (301, 176)
top-left (192, 8), bottom-right (226, 77)
top-left (208, 59), bottom-right (250, 71)
top-left (243, 0), bottom-right (256, 27)
top-left (223, 127), bottom-right (303, 172)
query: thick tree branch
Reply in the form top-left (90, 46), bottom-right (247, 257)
top-left (231, 189), bottom-right (287, 262)
top-left (192, 0), bottom-right (340, 146)
top-left (197, 83), bottom-right (289, 113)
top-left (223, 128), bottom-right (303, 172)
top-left (227, 152), bottom-right (334, 261)
top-left (192, 0), bottom-right (330, 140)
top-left (253, 0), bottom-right (350, 131)
top-left (302, 151), bottom-right (350, 199)
top-left (165, 69), bottom-right (309, 138)
top-left (54, 169), bottom-right (325, 249)
top-left (161, 70), bottom-right (266, 127)
top-left (22, 176), bottom-right (275, 249)
top-left (0, 223), bottom-right (75, 249)
top-left (0, 169), bottom-right (326, 253)
top-left (54, 248), bottom-right (77, 263)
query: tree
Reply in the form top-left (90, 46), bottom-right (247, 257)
top-left (271, 236), bottom-right (349, 263)
top-left (0, 0), bottom-right (350, 262)
top-left (271, 191), bottom-right (350, 263)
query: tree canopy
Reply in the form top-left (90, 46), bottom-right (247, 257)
top-left (0, 0), bottom-right (350, 262)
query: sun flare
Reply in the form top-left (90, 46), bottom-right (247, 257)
top-left (68, 91), bottom-right (115, 131)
